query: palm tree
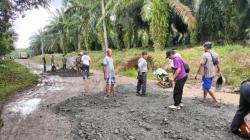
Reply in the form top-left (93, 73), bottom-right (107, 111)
top-left (102, 0), bottom-right (197, 49)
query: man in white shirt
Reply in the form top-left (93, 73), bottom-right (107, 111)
top-left (81, 52), bottom-right (91, 79)
top-left (137, 51), bottom-right (148, 96)
top-left (103, 49), bottom-right (116, 96)
top-left (69, 54), bottom-right (75, 70)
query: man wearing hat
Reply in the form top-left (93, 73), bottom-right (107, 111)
top-left (195, 41), bottom-right (221, 105)
top-left (231, 78), bottom-right (250, 137)
top-left (166, 50), bottom-right (188, 110)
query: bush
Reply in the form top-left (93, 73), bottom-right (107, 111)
top-left (123, 55), bottom-right (154, 70)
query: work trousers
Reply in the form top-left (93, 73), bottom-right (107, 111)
top-left (231, 82), bottom-right (250, 134)
top-left (137, 72), bottom-right (147, 95)
top-left (82, 64), bottom-right (90, 78)
top-left (173, 76), bottom-right (187, 106)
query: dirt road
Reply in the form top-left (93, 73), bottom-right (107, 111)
top-left (0, 59), bottom-right (247, 140)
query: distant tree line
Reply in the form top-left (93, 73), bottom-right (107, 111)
top-left (0, 0), bottom-right (48, 56)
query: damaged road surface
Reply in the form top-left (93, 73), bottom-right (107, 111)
top-left (55, 84), bottom-right (245, 140)
top-left (0, 59), bottom-right (247, 140)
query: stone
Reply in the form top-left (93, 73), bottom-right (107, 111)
top-left (114, 129), bottom-right (120, 134)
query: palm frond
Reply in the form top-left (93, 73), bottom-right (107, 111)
top-left (141, 0), bottom-right (153, 21)
top-left (168, 0), bottom-right (197, 30)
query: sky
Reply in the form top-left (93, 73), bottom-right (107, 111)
top-left (13, 0), bottom-right (63, 49)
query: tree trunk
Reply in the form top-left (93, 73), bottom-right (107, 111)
top-left (78, 33), bottom-right (81, 52)
top-left (101, 0), bottom-right (109, 52)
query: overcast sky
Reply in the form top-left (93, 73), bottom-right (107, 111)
top-left (14, 0), bottom-right (63, 49)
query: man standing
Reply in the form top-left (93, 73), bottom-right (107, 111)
top-left (166, 50), bottom-right (188, 110)
top-left (62, 55), bottom-right (67, 71)
top-left (76, 53), bottom-right (82, 73)
top-left (195, 41), bottom-right (220, 105)
top-left (81, 52), bottom-right (91, 79)
top-left (42, 55), bottom-right (46, 72)
top-left (103, 49), bottom-right (116, 96)
top-left (51, 54), bottom-right (56, 72)
top-left (231, 78), bottom-right (250, 137)
top-left (69, 54), bottom-right (75, 70)
top-left (137, 51), bottom-right (148, 97)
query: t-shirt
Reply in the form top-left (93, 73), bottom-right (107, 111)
top-left (171, 53), bottom-right (181, 68)
top-left (62, 57), bottom-right (67, 64)
top-left (51, 57), bottom-right (55, 65)
top-left (200, 51), bottom-right (219, 78)
top-left (103, 56), bottom-right (115, 78)
top-left (173, 57), bottom-right (187, 80)
top-left (70, 57), bottom-right (75, 65)
top-left (81, 55), bottom-right (91, 66)
top-left (138, 57), bottom-right (148, 73)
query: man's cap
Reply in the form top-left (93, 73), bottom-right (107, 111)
top-left (203, 41), bottom-right (212, 49)
top-left (166, 50), bottom-right (175, 58)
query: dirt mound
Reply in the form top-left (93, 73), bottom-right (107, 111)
top-left (123, 56), bottom-right (154, 70)
top-left (55, 84), bottom-right (245, 140)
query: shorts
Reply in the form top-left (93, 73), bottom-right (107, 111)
top-left (106, 77), bottom-right (116, 85)
top-left (202, 76), bottom-right (213, 91)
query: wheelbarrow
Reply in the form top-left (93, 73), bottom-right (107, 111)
top-left (153, 68), bottom-right (173, 88)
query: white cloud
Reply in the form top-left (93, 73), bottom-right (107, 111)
top-left (14, 1), bottom-right (62, 49)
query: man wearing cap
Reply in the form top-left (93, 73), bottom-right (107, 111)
top-left (76, 52), bottom-right (82, 73)
top-left (231, 78), bottom-right (250, 136)
top-left (103, 49), bottom-right (116, 96)
top-left (137, 51), bottom-right (148, 97)
top-left (195, 41), bottom-right (220, 105)
top-left (81, 52), bottom-right (91, 79)
top-left (166, 50), bottom-right (188, 110)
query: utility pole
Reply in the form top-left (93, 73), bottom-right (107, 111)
top-left (101, 0), bottom-right (109, 52)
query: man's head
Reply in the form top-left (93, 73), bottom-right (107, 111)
top-left (166, 50), bottom-right (176, 60)
top-left (142, 51), bottom-right (148, 59)
top-left (84, 52), bottom-right (87, 55)
top-left (106, 49), bottom-right (112, 57)
top-left (203, 41), bottom-right (212, 52)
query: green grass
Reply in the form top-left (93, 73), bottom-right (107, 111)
top-left (0, 60), bottom-right (38, 100)
top-left (32, 44), bottom-right (250, 88)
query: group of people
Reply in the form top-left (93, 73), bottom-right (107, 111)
top-left (102, 42), bottom-right (250, 138)
top-left (42, 52), bottom-right (91, 80)
top-left (135, 41), bottom-right (220, 110)
top-left (40, 41), bottom-right (250, 137)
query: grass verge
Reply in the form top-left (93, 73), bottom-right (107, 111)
top-left (0, 60), bottom-right (38, 101)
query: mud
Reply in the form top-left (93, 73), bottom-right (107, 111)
top-left (55, 84), bottom-right (246, 140)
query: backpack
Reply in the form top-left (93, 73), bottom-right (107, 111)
top-left (183, 62), bottom-right (190, 73)
top-left (209, 52), bottom-right (219, 65)
top-left (173, 58), bottom-right (190, 74)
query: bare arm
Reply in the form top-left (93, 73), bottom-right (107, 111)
top-left (103, 64), bottom-right (107, 80)
top-left (195, 64), bottom-right (203, 79)
top-left (172, 68), bottom-right (181, 80)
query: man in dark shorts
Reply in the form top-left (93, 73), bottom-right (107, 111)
top-left (166, 50), bottom-right (188, 110)
top-left (231, 78), bottom-right (250, 136)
